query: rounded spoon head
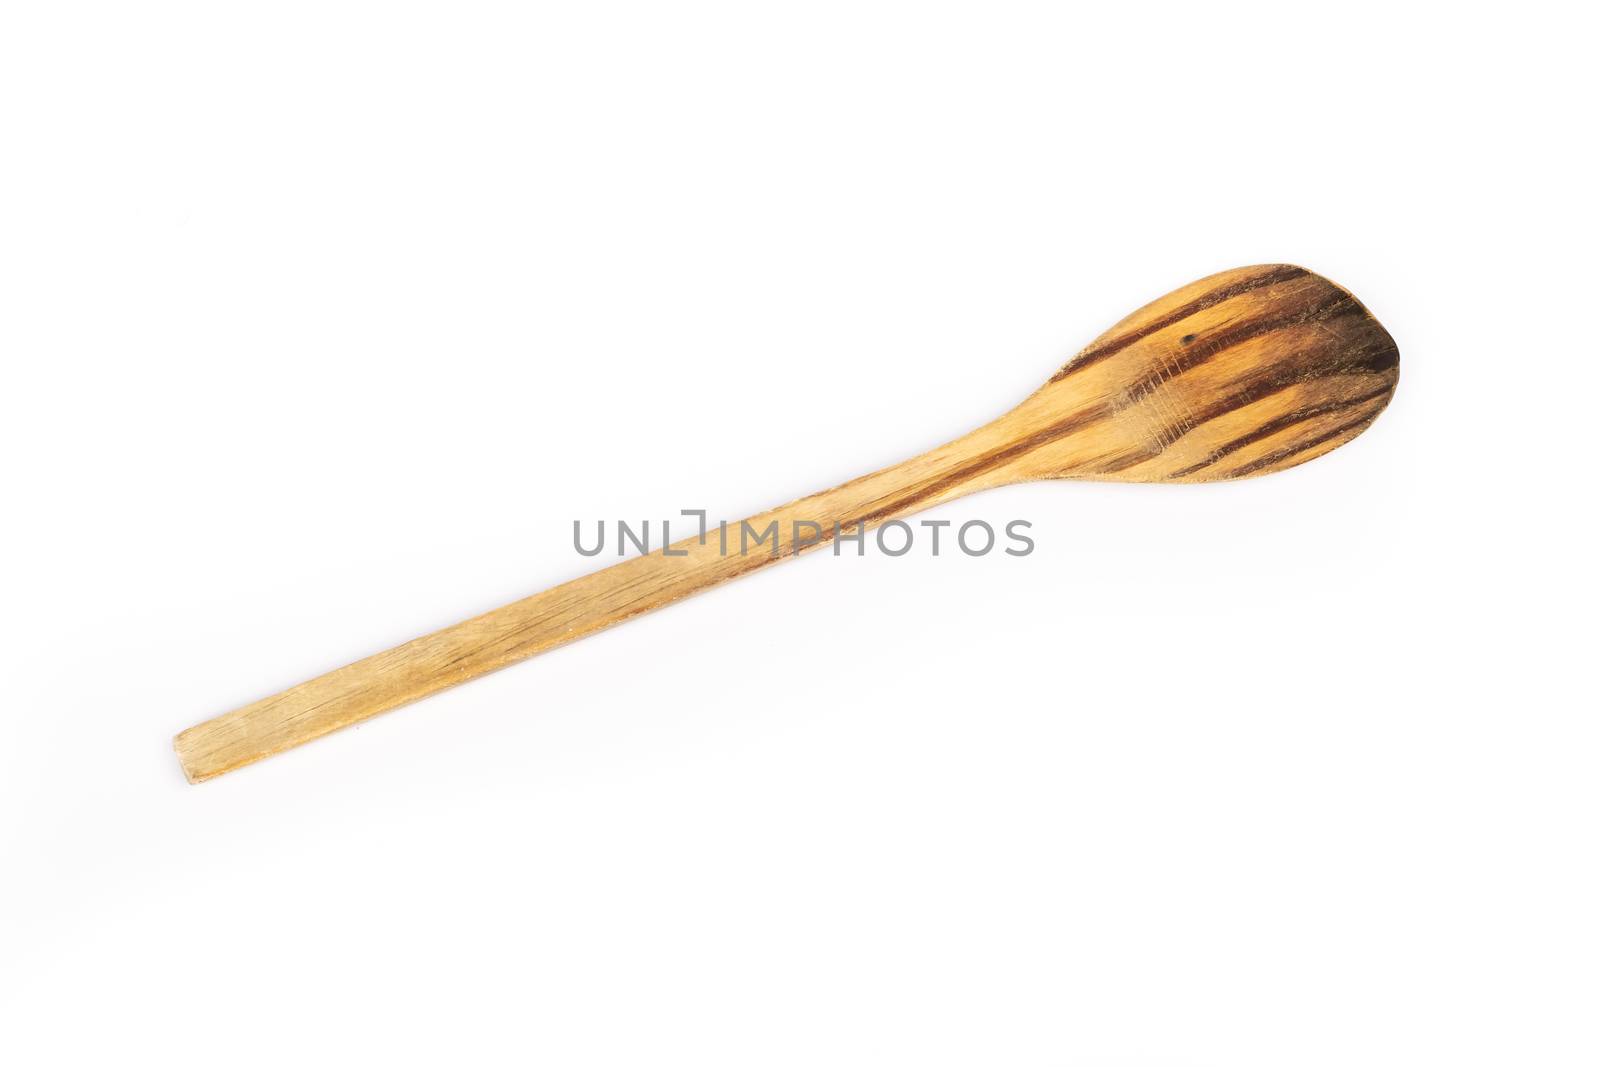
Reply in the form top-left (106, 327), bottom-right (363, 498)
top-left (1003, 264), bottom-right (1398, 483)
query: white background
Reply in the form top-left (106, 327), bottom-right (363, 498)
top-left (3, 2), bottom-right (1596, 1064)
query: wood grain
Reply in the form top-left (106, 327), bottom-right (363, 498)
top-left (175, 264), bottom-right (1398, 782)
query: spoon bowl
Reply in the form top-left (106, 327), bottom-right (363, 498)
top-left (989, 263), bottom-right (1399, 485)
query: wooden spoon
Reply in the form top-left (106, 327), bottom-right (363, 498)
top-left (175, 263), bottom-right (1399, 782)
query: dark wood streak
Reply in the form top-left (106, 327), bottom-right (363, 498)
top-left (1083, 444), bottom-right (1162, 475)
top-left (1122, 286), bottom-right (1357, 402)
top-left (1078, 356), bottom-right (1396, 479)
top-left (1105, 319), bottom-right (1398, 470)
top-left (1049, 264), bottom-right (1309, 382)
top-left (1222, 406), bottom-right (1386, 479)
top-left (1165, 382), bottom-right (1394, 479)
top-left (846, 402), bottom-right (1114, 526)
top-left (1171, 321), bottom-right (1396, 427)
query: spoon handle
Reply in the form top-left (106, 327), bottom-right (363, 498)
top-left (174, 431), bottom-right (1007, 782)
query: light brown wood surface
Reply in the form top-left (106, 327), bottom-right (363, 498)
top-left (175, 264), bottom-right (1399, 782)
